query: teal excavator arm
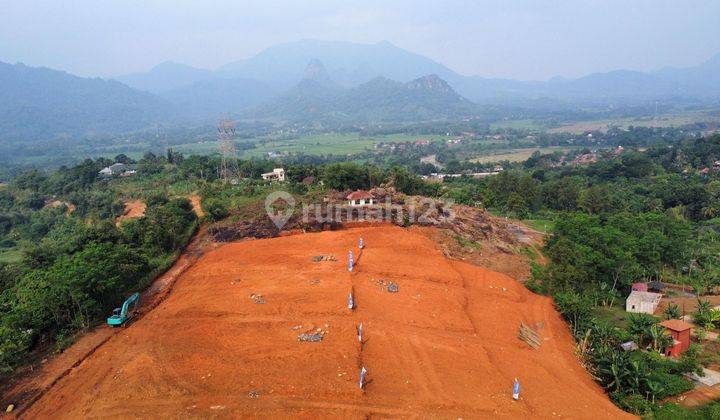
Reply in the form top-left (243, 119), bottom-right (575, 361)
top-left (107, 292), bottom-right (140, 327)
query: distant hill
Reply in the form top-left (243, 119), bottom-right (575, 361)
top-left (217, 39), bottom-right (455, 89)
top-left (250, 60), bottom-right (477, 123)
top-left (654, 53), bottom-right (720, 98)
top-left (0, 61), bottom-right (175, 141)
top-left (160, 77), bottom-right (278, 121)
top-left (115, 61), bottom-right (213, 93)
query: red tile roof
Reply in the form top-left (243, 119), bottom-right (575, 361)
top-left (659, 319), bottom-right (692, 332)
top-left (346, 190), bottom-right (374, 200)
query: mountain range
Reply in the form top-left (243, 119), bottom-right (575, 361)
top-left (118, 39), bottom-right (720, 103)
top-left (247, 59), bottom-right (476, 123)
top-left (1, 39), bottom-right (720, 140)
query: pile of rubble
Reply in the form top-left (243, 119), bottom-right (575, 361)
top-left (207, 188), bottom-right (522, 252)
top-left (311, 255), bottom-right (336, 262)
top-left (296, 325), bottom-right (328, 342)
top-left (250, 293), bottom-right (266, 304)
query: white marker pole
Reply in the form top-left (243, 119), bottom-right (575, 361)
top-left (360, 367), bottom-right (367, 390)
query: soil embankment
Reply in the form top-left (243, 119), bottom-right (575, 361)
top-left (115, 200), bottom-right (146, 225)
top-left (17, 226), bottom-right (629, 418)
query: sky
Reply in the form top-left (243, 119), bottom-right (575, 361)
top-left (1, 0), bottom-right (719, 81)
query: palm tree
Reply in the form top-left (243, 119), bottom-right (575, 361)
top-left (649, 325), bottom-right (673, 352)
top-left (627, 313), bottom-right (657, 348)
top-left (599, 351), bottom-right (629, 392)
top-left (663, 303), bottom-right (681, 320)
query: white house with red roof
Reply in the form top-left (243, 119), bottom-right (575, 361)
top-left (346, 190), bottom-right (374, 207)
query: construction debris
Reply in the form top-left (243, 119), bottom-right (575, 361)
top-left (248, 391), bottom-right (260, 399)
top-left (298, 333), bottom-right (324, 342)
top-left (250, 293), bottom-right (266, 304)
top-left (312, 255), bottom-right (336, 262)
top-left (374, 278), bottom-right (399, 293)
top-left (518, 322), bottom-right (541, 349)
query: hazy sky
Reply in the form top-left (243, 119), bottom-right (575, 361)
top-left (2, 0), bottom-right (719, 80)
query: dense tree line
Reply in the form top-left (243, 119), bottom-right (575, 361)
top-left (0, 157), bottom-right (197, 376)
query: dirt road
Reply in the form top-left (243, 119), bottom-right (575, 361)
top-left (20, 226), bottom-right (630, 418)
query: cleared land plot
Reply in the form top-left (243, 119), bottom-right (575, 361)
top-left (470, 147), bottom-right (572, 163)
top-left (23, 226), bottom-right (629, 418)
top-left (548, 109), bottom-right (720, 134)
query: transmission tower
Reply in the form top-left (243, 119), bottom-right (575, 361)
top-left (218, 119), bottom-right (238, 182)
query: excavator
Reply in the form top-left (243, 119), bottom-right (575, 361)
top-left (107, 292), bottom-right (140, 327)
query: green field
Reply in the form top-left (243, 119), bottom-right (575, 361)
top-left (489, 119), bottom-right (551, 131)
top-left (174, 133), bottom-right (451, 158)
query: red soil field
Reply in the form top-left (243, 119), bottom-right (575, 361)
top-left (115, 200), bottom-right (146, 225)
top-left (21, 226), bottom-right (630, 418)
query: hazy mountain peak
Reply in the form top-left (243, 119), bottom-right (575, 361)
top-left (115, 62), bottom-right (212, 93)
top-left (151, 61), bottom-right (203, 72)
top-left (406, 74), bottom-right (454, 92)
top-left (302, 58), bottom-right (333, 84)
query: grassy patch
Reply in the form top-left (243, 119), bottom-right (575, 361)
top-left (0, 247), bottom-right (22, 264)
top-left (455, 235), bottom-right (482, 250)
top-left (654, 400), bottom-right (720, 419)
top-left (489, 119), bottom-right (551, 131)
top-left (522, 218), bottom-right (554, 233)
top-left (592, 304), bottom-right (628, 329)
top-left (520, 246), bottom-right (539, 261)
top-left (173, 133), bottom-right (453, 159)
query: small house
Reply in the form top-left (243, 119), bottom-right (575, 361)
top-left (625, 291), bottom-right (662, 314)
top-left (346, 190), bottom-right (374, 207)
top-left (261, 168), bottom-right (285, 182)
top-left (631, 282), bottom-right (648, 292)
top-left (659, 319), bottom-right (692, 358)
top-left (99, 163), bottom-right (127, 177)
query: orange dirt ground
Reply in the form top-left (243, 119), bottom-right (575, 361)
top-left (18, 226), bottom-right (629, 419)
top-left (115, 200), bottom-right (147, 225)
